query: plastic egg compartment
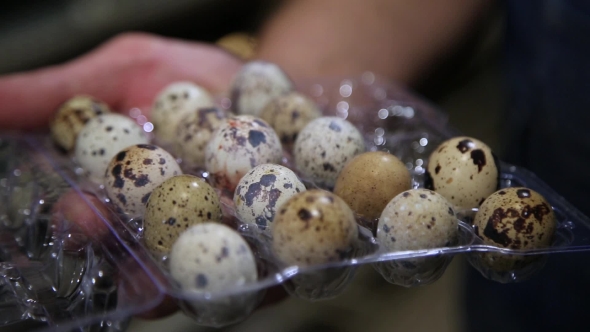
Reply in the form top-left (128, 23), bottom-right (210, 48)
top-left (86, 78), bottom-right (588, 319)
top-left (2, 76), bottom-right (590, 330)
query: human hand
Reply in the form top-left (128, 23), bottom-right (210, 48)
top-left (0, 32), bottom-right (244, 131)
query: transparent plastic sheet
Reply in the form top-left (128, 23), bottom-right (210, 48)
top-left (0, 74), bottom-right (589, 330)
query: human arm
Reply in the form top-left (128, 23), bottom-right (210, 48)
top-left (256, 0), bottom-right (493, 85)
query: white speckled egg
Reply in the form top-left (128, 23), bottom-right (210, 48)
top-left (234, 164), bottom-right (306, 234)
top-left (272, 189), bottom-right (358, 267)
top-left (426, 136), bottom-right (498, 213)
top-left (104, 144), bottom-right (182, 217)
top-left (259, 92), bottom-right (321, 147)
top-left (473, 187), bottom-right (556, 271)
top-left (151, 82), bottom-right (214, 148)
top-left (294, 116), bottom-right (365, 189)
top-left (75, 114), bottom-right (149, 183)
top-left (378, 189), bottom-right (458, 251)
top-left (170, 223), bottom-right (257, 293)
top-left (144, 175), bottom-right (223, 254)
top-left (230, 61), bottom-right (293, 116)
top-left (50, 95), bottom-right (111, 152)
top-left (205, 115), bottom-right (283, 192)
top-left (174, 107), bottom-right (228, 172)
top-left (375, 189), bottom-right (458, 282)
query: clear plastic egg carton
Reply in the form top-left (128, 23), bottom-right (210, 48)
top-left (2, 74), bottom-right (590, 330)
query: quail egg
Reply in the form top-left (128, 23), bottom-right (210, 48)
top-left (75, 113), bottom-right (149, 183)
top-left (234, 164), bottom-right (306, 235)
top-left (378, 189), bottom-right (458, 251)
top-left (144, 175), bottom-right (223, 254)
top-left (272, 189), bottom-right (358, 267)
top-left (50, 95), bottom-right (111, 152)
top-left (104, 144), bottom-right (182, 217)
top-left (259, 92), bottom-right (322, 147)
top-left (174, 107), bottom-right (228, 172)
top-left (473, 187), bottom-right (556, 272)
top-left (375, 189), bottom-right (458, 283)
top-left (169, 222), bottom-right (257, 293)
top-left (151, 82), bottom-right (214, 148)
top-left (425, 136), bottom-right (498, 213)
top-left (205, 115), bottom-right (283, 192)
top-left (230, 61), bottom-right (293, 116)
top-left (294, 116), bottom-right (365, 189)
top-left (334, 151), bottom-right (412, 221)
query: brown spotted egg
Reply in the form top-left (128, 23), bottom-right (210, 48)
top-left (75, 113), bottom-right (149, 183)
top-left (473, 187), bottom-right (556, 271)
top-left (294, 116), bottom-right (365, 189)
top-left (151, 82), bottom-right (214, 148)
top-left (230, 61), bottom-right (293, 116)
top-left (259, 92), bottom-right (322, 147)
top-left (425, 136), bottom-right (498, 213)
top-left (50, 95), bottom-right (111, 152)
top-left (144, 175), bottom-right (222, 254)
top-left (375, 189), bottom-right (458, 281)
top-left (205, 115), bottom-right (283, 192)
top-left (170, 223), bottom-right (257, 293)
top-left (174, 107), bottom-right (228, 172)
top-left (271, 189), bottom-right (358, 267)
top-left (104, 144), bottom-right (182, 217)
top-left (334, 151), bottom-right (412, 221)
top-left (234, 164), bottom-right (306, 235)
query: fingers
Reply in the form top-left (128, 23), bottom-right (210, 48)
top-left (0, 65), bottom-right (73, 130)
top-left (0, 32), bottom-right (244, 131)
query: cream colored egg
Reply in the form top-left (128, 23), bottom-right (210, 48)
top-left (259, 92), bottom-right (321, 147)
top-left (170, 223), bottom-right (257, 293)
top-left (378, 189), bottom-right (458, 251)
top-left (75, 113), bottom-right (149, 183)
top-left (174, 107), bottom-right (228, 171)
top-left (294, 117), bottom-right (365, 189)
top-left (230, 61), bottom-right (293, 116)
top-left (151, 82), bottom-right (214, 148)
top-left (426, 136), bottom-right (498, 212)
top-left (375, 189), bottom-right (458, 282)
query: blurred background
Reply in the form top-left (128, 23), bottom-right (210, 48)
top-left (1, 0), bottom-right (505, 331)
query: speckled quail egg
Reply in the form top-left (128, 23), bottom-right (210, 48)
top-left (272, 189), bottom-right (358, 267)
top-left (230, 61), bottom-right (293, 116)
top-left (174, 107), bottom-right (228, 172)
top-left (151, 82), bottom-right (214, 148)
top-left (294, 116), bottom-right (365, 189)
top-left (144, 175), bottom-right (223, 254)
top-left (234, 164), bottom-right (306, 234)
top-left (75, 113), bottom-right (149, 183)
top-left (473, 187), bottom-right (556, 272)
top-left (378, 189), bottom-right (458, 251)
top-left (425, 136), bottom-right (498, 213)
top-left (205, 115), bottom-right (283, 192)
top-left (375, 189), bottom-right (458, 283)
top-left (50, 95), bottom-right (111, 152)
top-left (104, 144), bottom-right (182, 217)
top-left (334, 151), bottom-right (412, 221)
top-left (169, 222), bottom-right (257, 293)
top-left (259, 92), bottom-right (322, 147)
